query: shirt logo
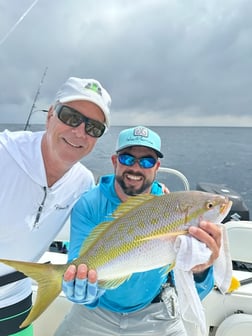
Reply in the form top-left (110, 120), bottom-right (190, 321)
top-left (55, 204), bottom-right (70, 210)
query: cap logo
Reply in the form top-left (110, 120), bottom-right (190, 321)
top-left (133, 127), bottom-right (148, 137)
top-left (85, 82), bottom-right (102, 96)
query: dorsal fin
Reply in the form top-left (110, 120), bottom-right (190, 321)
top-left (79, 221), bottom-right (112, 256)
top-left (112, 194), bottom-right (156, 218)
top-left (79, 194), bottom-right (156, 256)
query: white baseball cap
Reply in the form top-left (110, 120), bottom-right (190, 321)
top-left (55, 77), bottom-right (111, 127)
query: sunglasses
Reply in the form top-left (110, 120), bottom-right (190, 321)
top-left (55, 104), bottom-right (106, 138)
top-left (118, 153), bottom-right (157, 169)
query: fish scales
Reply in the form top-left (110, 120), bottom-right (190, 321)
top-left (81, 192), bottom-right (218, 277)
top-left (81, 195), bottom-right (187, 271)
top-left (0, 191), bottom-right (232, 328)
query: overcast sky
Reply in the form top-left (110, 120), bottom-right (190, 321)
top-left (0, 0), bottom-right (252, 126)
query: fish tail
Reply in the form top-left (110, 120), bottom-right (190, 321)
top-left (0, 258), bottom-right (67, 328)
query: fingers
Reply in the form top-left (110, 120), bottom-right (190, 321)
top-left (160, 183), bottom-right (170, 194)
top-left (86, 269), bottom-right (97, 283)
top-left (191, 263), bottom-right (208, 274)
top-left (63, 264), bottom-right (97, 283)
top-left (76, 264), bottom-right (88, 279)
top-left (85, 281), bottom-right (99, 301)
top-left (63, 264), bottom-right (78, 281)
top-left (200, 220), bottom-right (222, 249)
top-left (72, 278), bottom-right (88, 300)
top-left (62, 264), bottom-right (103, 305)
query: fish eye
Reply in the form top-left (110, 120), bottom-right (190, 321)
top-left (206, 201), bottom-right (214, 209)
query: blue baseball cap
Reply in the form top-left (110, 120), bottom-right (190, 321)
top-left (116, 126), bottom-right (163, 158)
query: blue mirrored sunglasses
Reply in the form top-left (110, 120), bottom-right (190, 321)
top-left (118, 154), bottom-right (157, 169)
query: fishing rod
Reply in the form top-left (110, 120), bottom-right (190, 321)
top-left (24, 66), bottom-right (48, 131)
top-left (0, 0), bottom-right (40, 46)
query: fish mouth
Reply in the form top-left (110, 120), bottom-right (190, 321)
top-left (220, 199), bottom-right (233, 218)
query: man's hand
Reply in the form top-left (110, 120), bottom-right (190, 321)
top-left (62, 264), bottom-right (105, 305)
top-left (189, 221), bottom-right (222, 273)
top-left (160, 183), bottom-right (170, 194)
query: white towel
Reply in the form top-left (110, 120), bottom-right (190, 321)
top-left (173, 225), bottom-right (232, 336)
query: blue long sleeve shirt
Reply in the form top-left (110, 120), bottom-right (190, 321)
top-left (69, 174), bottom-right (214, 312)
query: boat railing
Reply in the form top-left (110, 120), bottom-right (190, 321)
top-left (158, 166), bottom-right (190, 191)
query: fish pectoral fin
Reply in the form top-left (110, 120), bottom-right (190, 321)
top-left (165, 262), bottom-right (175, 274)
top-left (98, 274), bottom-right (132, 289)
top-left (139, 230), bottom-right (188, 242)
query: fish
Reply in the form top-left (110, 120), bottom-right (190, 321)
top-left (0, 190), bottom-right (232, 328)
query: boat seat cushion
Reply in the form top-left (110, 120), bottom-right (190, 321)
top-left (225, 221), bottom-right (252, 263)
top-left (215, 313), bottom-right (252, 336)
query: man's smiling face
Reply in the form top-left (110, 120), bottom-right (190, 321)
top-left (45, 100), bottom-right (105, 165)
top-left (113, 146), bottom-right (160, 197)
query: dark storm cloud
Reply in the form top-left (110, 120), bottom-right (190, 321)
top-left (0, 0), bottom-right (252, 126)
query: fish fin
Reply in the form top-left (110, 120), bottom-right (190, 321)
top-left (79, 221), bottom-right (113, 256)
top-left (0, 258), bottom-right (67, 328)
top-left (112, 194), bottom-right (156, 218)
top-left (98, 274), bottom-right (132, 289)
top-left (139, 230), bottom-right (188, 242)
top-left (79, 194), bottom-right (158, 256)
top-left (164, 262), bottom-right (175, 274)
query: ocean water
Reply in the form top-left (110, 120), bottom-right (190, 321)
top-left (1, 124), bottom-right (252, 214)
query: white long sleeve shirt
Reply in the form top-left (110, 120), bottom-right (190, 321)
top-left (0, 130), bottom-right (95, 307)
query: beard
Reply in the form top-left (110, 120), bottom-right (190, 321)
top-left (115, 172), bottom-right (153, 196)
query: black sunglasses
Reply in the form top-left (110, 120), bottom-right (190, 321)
top-left (118, 153), bottom-right (157, 169)
top-left (55, 104), bottom-right (106, 138)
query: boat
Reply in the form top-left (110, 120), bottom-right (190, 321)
top-left (30, 167), bottom-right (252, 335)
top-left (204, 220), bottom-right (252, 336)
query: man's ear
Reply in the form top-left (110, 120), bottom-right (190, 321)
top-left (47, 106), bottom-right (54, 118)
top-left (111, 154), bottom-right (117, 166)
top-left (46, 106), bottom-right (54, 126)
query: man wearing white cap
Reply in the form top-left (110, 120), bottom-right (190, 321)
top-left (55, 126), bottom-right (222, 336)
top-left (0, 77), bottom-right (111, 336)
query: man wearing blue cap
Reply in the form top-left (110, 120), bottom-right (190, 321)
top-left (55, 126), bottom-right (222, 336)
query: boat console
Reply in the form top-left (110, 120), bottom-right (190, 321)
top-left (196, 182), bottom-right (250, 222)
top-left (203, 220), bottom-right (252, 336)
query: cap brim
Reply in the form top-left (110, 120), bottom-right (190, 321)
top-left (117, 144), bottom-right (163, 158)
